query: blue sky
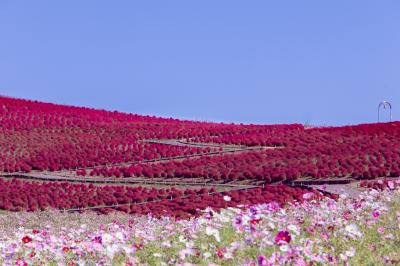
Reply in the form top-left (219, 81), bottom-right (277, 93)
top-left (0, 1), bottom-right (399, 125)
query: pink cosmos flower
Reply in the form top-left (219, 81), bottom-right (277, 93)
top-left (294, 257), bottom-right (307, 266)
top-left (321, 232), bottom-right (329, 240)
top-left (15, 259), bottom-right (27, 266)
top-left (369, 244), bottom-right (377, 251)
top-left (267, 202), bottom-right (280, 212)
top-left (303, 193), bottom-right (314, 200)
top-left (377, 227), bottom-right (385, 234)
top-left (216, 247), bottom-right (226, 258)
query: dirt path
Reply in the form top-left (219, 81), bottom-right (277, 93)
top-left (5, 138), bottom-right (397, 197)
top-left (0, 139), bottom-right (280, 190)
top-left (1, 172), bottom-right (263, 191)
top-left (46, 139), bottom-right (280, 175)
top-left (310, 184), bottom-right (363, 198)
top-left (310, 177), bottom-right (400, 198)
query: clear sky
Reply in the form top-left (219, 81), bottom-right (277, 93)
top-left (0, 1), bottom-right (399, 125)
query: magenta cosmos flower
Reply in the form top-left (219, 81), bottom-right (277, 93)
top-left (274, 231), bottom-right (291, 245)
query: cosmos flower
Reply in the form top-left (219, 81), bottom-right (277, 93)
top-left (344, 224), bottom-right (363, 239)
top-left (302, 193), bottom-right (314, 200)
top-left (372, 210), bottom-right (380, 219)
top-left (21, 236), bottom-right (32, 244)
top-left (258, 255), bottom-right (267, 265)
top-left (216, 247), bottom-right (226, 259)
top-left (377, 227), bottom-right (385, 234)
top-left (0, 186), bottom-right (397, 265)
top-left (15, 259), bottom-right (27, 266)
top-left (206, 226), bottom-right (221, 242)
top-left (223, 195), bottom-right (232, 202)
top-left (275, 231), bottom-right (291, 245)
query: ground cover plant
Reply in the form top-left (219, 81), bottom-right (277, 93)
top-left (360, 178), bottom-right (400, 190)
top-left (0, 178), bottom-right (323, 219)
top-left (93, 122), bottom-right (400, 182)
top-left (0, 186), bottom-right (399, 265)
top-left (1, 96), bottom-right (400, 265)
top-left (2, 96), bottom-right (400, 184)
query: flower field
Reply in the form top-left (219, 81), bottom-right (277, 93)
top-left (0, 186), bottom-right (399, 265)
top-left (2, 96), bottom-right (400, 184)
top-left (1, 96), bottom-right (400, 265)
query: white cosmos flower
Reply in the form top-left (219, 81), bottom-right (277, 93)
top-left (161, 240), bottom-right (172, 248)
top-left (106, 244), bottom-right (119, 258)
top-left (345, 247), bottom-right (356, 257)
top-left (344, 224), bottom-right (363, 239)
top-left (179, 248), bottom-right (194, 260)
top-left (179, 235), bottom-right (187, 243)
top-left (288, 224), bottom-right (300, 235)
top-left (268, 222), bottom-right (276, 229)
top-left (205, 226), bottom-right (221, 242)
top-left (224, 251), bottom-right (233, 259)
top-left (115, 232), bottom-right (124, 241)
top-left (280, 244), bottom-right (289, 252)
top-left (102, 233), bottom-right (113, 245)
top-left (223, 195), bottom-right (232, 202)
top-left (203, 252), bottom-right (212, 258)
top-left (123, 246), bottom-right (133, 254)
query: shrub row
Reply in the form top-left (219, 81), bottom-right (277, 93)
top-left (0, 178), bottom-right (322, 219)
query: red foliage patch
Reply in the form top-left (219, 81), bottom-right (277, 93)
top-left (0, 179), bottom-right (322, 219)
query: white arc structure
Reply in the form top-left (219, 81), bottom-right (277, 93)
top-left (378, 101), bottom-right (392, 122)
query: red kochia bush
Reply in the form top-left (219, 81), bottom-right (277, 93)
top-left (0, 96), bottom-right (300, 173)
top-left (94, 122), bottom-right (400, 183)
top-left (2, 96), bottom-right (400, 184)
top-left (0, 178), bottom-right (322, 219)
top-left (360, 178), bottom-right (400, 190)
top-left (0, 97), bottom-right (237, 172)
